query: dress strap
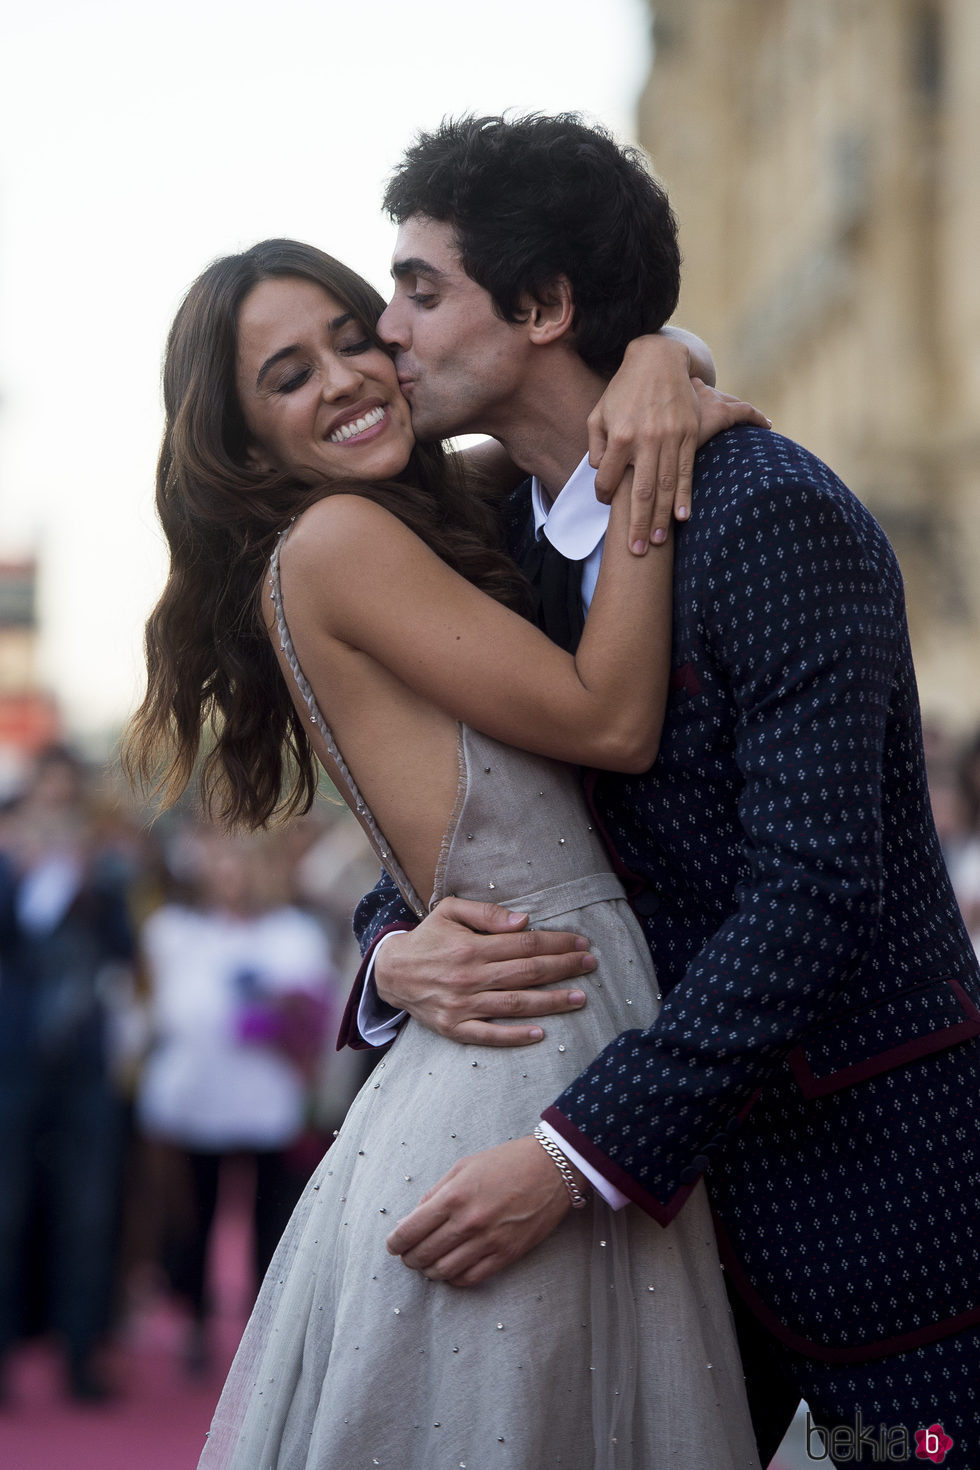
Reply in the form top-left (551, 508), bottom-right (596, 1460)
top-left (268, 524), bottom-right (427, 919)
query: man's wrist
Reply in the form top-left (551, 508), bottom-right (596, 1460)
top-left (372, 926), bottom-right (405, 1011)
top-left (532, 1125), bottom-right (590, 1209)
top-left (356, 932), bottom-right (408, 1046)
top-left (537, 1118), bottom-right (629, 1210)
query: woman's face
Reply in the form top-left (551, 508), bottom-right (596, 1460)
top-left (235, 276), bottom-right (415, 485)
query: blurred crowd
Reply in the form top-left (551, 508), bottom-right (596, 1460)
top-left (1, 725), bottom-right (979, 1408)
top-left (0, 744), bottom-right (377, 1405)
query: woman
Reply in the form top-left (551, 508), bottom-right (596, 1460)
top-left (128, 239), bottom-right (763, 1468)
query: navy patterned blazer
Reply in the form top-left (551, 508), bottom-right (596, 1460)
top-left (346, 426), bottom-right (980, 1365)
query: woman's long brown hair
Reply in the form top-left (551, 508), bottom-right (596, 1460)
top-left (124, 239), bottom-right (526, 828)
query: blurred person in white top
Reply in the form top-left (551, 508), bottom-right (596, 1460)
top-left (137, 827), bottom-right (337, 1373)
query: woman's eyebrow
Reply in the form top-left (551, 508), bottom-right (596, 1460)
top-left (255, 314), bottom-right (355, 388)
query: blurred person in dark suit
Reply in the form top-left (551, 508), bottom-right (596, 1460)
top-left (0, 745), bottom-right (134, 1402)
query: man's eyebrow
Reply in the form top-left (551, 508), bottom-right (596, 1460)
top-left (255, 313), bottom-right (353, 388)
top-left (391, 256), bottom-right (446, 282)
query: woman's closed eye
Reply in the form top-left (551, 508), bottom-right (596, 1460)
top-left (338, 335), bottom-right (373, 356)
top-left (276, 367), bottom-right (313, 394)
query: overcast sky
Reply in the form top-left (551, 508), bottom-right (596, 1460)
top-left (0, 0), bottom-right (650, 741)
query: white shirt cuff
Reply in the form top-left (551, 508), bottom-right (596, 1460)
top-left (537, 1118), bottom-right (629, 1210)
top-left (356, 933), bottom-right (408, 1047)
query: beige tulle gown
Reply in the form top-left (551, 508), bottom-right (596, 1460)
top-left (196, 531), bottom-right (761, 1470)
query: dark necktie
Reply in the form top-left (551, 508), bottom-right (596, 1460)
top-left (520, 531), bottom-right (586, 655)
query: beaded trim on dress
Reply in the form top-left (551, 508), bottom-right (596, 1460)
top-left (268, 523), bottom-right (427, 920)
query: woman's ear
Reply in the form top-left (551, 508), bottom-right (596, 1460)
top-left (244, 441), bottom-right (275, 474)
top-left (525, 275), bottom-right (576, 346)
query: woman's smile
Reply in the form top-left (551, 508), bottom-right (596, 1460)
top-left (325, 400), bottom-right (389, 444)
top-left (236, 276), bottom-right (415, 485)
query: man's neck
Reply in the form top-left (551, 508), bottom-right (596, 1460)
top-left (491, 358), bottom-right (608, 500)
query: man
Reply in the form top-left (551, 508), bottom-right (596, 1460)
top-left (346, 115), bottom-right (980, 1461)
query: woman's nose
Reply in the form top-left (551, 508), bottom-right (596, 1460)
top-left (321, 354), bottom-right (363, 399)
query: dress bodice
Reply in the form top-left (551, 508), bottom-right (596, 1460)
top-left (269, 524), bottom-right (621, 921)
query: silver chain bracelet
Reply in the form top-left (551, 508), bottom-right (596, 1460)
top-left (533, 1125), bottom-right (590, 1209)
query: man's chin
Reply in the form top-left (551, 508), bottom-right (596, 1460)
top-left (409, 406), bottom-right (459, 445)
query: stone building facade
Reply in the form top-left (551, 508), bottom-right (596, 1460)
top-left (637, 0), bottom-right (980, 728)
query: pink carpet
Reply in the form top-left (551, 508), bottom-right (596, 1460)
top-left (0, 1181), bottom-right (800, 1470)
top-left (0, 1195), bottom-right (250, 1470)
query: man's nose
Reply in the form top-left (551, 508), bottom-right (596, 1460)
top-left (377, 298), bottom-right (407, 349)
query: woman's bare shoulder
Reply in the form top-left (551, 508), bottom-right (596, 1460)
top-left (289, 493), bottom-right (409, 549)
top-left (282, 493), bottom-right (422, 580)
top-left (273, 493), bottom-right (444, 647)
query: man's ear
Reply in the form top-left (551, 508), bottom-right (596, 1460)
top-left (524, 275), bottom-right (576, 346)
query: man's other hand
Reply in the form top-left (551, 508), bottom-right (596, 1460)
top-left (386, 1135), bottom-right (574, 1286)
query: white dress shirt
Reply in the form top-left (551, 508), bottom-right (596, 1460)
top-left (527, 451), bottom-right (610, 611)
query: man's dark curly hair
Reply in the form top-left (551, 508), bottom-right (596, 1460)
top-left (383, 112), bottom-right (681, 379)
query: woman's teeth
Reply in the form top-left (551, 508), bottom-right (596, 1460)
top-left (329, 406), bottom-right (385, 443)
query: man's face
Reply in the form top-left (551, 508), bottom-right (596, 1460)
top-left (377, 216), bottom-right (528, 443)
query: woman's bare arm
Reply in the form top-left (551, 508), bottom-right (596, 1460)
top-left (278, 484), bottom-right (672, 774)
top-left (659, 325), bottom-right (716, 386)
top-left (587, 335), bottom-right (770, 549)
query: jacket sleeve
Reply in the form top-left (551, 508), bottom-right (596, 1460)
top-left (545, 473), bottom-right (905, 1221)
top-left (335, 868), bottom-right (419, 1051)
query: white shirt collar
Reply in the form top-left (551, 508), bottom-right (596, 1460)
top-left (529, 453), bottom-right (611, 562)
